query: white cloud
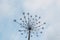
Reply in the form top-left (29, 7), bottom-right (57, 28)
top-left (43, 23), bottom-right (60, 40)
top-left (10, 32), bottom-right (20, 40)
top-left (0, 0), bottom-right (60, 40)
top-left (0, 0), bottom-right (15, 17)
top-left (23, 0), bottom-right (54, 11)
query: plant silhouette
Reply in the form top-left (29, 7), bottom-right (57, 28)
top-left (13, 12), bottom-right (46, 40)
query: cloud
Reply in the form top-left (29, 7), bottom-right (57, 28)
top-left (23, 0), bottom-right (54, 11)
top-left (45, 23), bottom-right (60, 40)
top-left (0, 0), bottom-right (60, 40)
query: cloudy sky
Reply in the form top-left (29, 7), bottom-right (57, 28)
top-left (0, 0), bottom-right (60, 40)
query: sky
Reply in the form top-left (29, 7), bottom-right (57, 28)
top-left (0, 0), bottom-right (60, 40)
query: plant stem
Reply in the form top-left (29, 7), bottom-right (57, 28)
top-left (28, 30), bottom-right (31, 40)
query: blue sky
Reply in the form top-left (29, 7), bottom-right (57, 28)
top-left (0, 0), bottom-right (60, 40)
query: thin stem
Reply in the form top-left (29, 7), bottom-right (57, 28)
top-left (15, 21), bottom-right (27, 29)
top-left (34, 22), bottom-right (46, 29)
top-left (24, 15), bottom-right (27, 24)
top-left (28, 30), bottom-right (31, 40)
top-left (31, 16), bottom-right (41, 27)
